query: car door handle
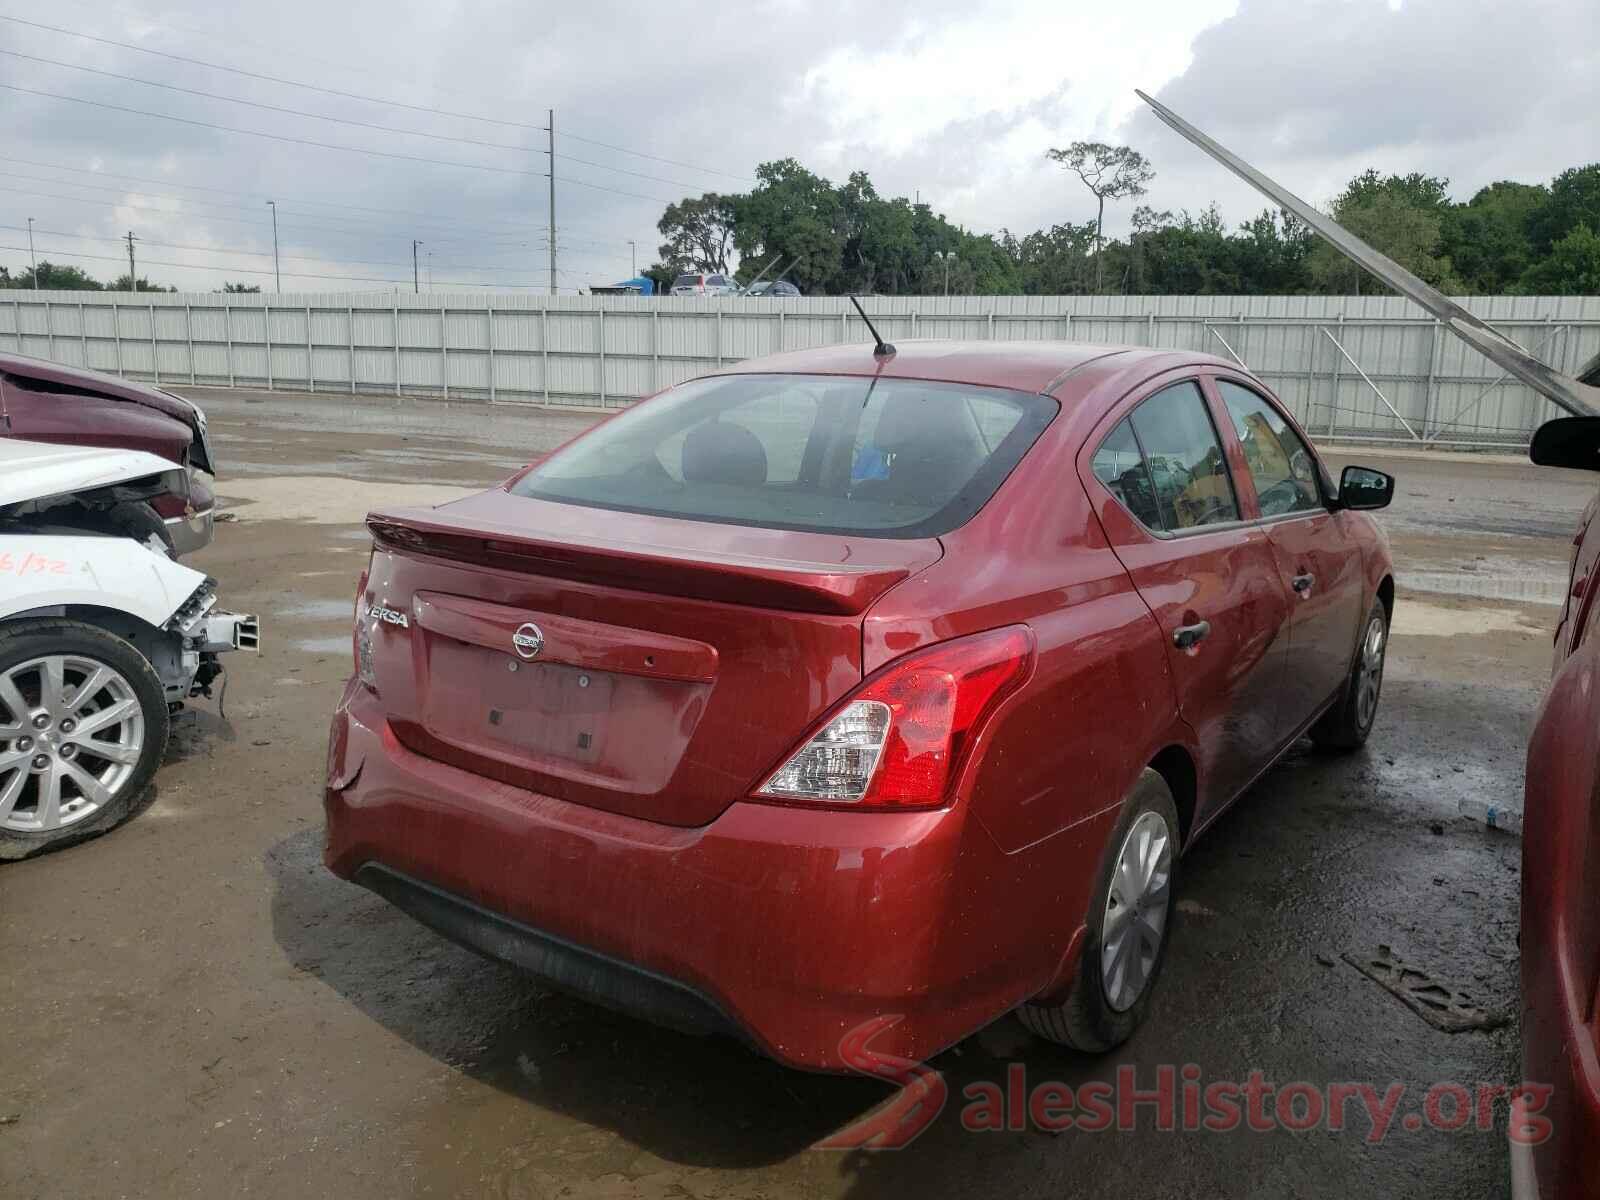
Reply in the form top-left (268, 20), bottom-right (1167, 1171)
top-left (1173, 620), bottom-right (1211, 649)
top-left (1291, 573), bottom-right (1315, 593)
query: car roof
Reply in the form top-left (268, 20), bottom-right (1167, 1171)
top-left (713, 340), bottom-right (1242, 399)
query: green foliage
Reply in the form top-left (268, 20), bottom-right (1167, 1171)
top-left (1309, 188), bottom-right (1461, 295)
top-left (218, 282), bottom-right (262, 293)
top-left (0, 261), bottom-right (105, 290)
top-left (656, 193), bottom-right (737, 274)
top-left (1528, 165), bottom-right (1600, 256)
top-left (1442, 181), bottom-right (1546, 292)
top-left (109, 274), bottom-right (174, 292)
top-left (1519, 223), bottom-right (1600, 293)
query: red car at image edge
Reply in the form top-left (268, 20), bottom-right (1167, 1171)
top-left (324, 339), bottom-right (1397, 1070)
top-left (1520, 413), bottom-right (1600, 1200)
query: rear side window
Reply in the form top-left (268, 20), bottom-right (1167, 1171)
top-left (1125, 381), bottom-right (1239, 531)
top-left (672, 275), bottom-right (701, 289)
top-left (1216, 380), bottom-right (1321, 517)
top-left (1091, 419), bottom-right (1162, 530)
top-left (511, 373), bottom-right (1058, 538)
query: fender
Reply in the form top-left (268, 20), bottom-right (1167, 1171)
top-left (0, 534), bottom-right (205, 628)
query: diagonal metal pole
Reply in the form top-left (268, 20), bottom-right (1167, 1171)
top-left (1428, 322), bottom-right (1568, 442)
top-left (1206, 321), bottom-right (1247, 368)
top-left (1320, 325), bottom-right (1419, 441)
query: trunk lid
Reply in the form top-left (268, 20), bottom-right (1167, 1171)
top-left (361, 488), bottom-right (942, 826)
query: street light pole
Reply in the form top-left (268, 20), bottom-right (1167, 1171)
top-left (26, 217), bottom-right (37, 290)
top-left (412, 240), bottom-right (422, 294)
top-left (266, 200), bottom-right (281, 294)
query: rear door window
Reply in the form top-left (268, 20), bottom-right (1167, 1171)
top-left (512, 373), bottom-right (1058, 538)
top-left (1091, 418), bottom-right (1163, 530)
top-left (1127, 381), bottom-right (1240, 531)
top-left (1215, 380), bottom-right (1322, 517)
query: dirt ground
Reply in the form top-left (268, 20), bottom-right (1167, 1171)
top-left (2, 388), bottom-right (1589, 1198)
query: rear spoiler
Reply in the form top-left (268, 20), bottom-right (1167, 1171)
top-left (365, 509), bottom-right (917, 616)
top-left (1135, 89), bottom-right (1600, 420)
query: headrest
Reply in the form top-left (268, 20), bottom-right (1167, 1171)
top-left (873, 394), bottom-right (968, 454)
top-left (681, 419), bottom-right (768, 486)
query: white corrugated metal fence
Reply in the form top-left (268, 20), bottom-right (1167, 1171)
top-left (4, 291), bottom-right (1597, 447)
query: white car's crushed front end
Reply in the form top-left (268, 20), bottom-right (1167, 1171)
top-left (0, 533), bottom-right (259, 704)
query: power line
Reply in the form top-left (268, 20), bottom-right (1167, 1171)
top-left (0, 165), bottom-right (630, 251)
top-left (0, 241), bottom-right (570, 288)
top-left (0, 84), bottom-right (683, 204)
top-left (0, 12), bottom-right (752, 184)
top-left (0, 155), bottom-right (632, 243)
top-left (0, 222), bottom-right (630, 272)
top-left (0, 48), bottom-right (717, 192)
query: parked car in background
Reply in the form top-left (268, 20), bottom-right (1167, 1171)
top-left (745, 280), bottom-right (801, 297)
top-left (669, 272), bottom-right (739, 297)
top-left (325, 338), bottom-right (1395, 1071)
top-left (0, 439), bottom-right (257, 859)
top-left (0, 351), bottom-right (217, 557)
top-left (1519, 412), bottom-right (1600, 1200)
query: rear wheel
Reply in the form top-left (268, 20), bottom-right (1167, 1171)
top-left (1310, 599), bottom-right (1388, 751)
top-left (0, 620), bottom-right (169, 860)
top-left (1018, 769), bottom-right (1179, 1052)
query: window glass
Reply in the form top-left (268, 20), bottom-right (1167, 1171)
top-left (1091, 418), bottom-right (1162, 530)
top-left (1127, 382), bottom-right (1239, 530)
top-left (1216, 380), bottom-right (1321, 517)
top-left (512, 373), bottom-right (1058, 538)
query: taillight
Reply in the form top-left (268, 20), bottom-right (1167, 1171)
top-left (754, 626), bottom-right (1033, 809)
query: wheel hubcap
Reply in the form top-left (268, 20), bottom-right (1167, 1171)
top-left (0, 655), bottom-right (144, 834)
top-left (1356, 614), bottom-right (1387, 729)
top-left (1101, 810), bottom-right (1175, 1012)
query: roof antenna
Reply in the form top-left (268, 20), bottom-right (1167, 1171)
top-left (849, 295), bottom-right (896, 360)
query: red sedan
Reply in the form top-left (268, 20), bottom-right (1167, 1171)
top-left (1519, 416), bottom-right (1600, 1200)
top-left (324, 339), bottom-right (1395, 1070)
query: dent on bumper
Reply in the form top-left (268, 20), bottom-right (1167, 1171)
top-left (323, 684), bottom-right (1082, 1071)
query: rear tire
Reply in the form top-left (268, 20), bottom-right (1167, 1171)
top-left (1310, 599), bottom-right (1388, 751)
top-left (0, 620), bottom-right (169, 861)
top-left (1017, 769), bottom-right (1180, 1053)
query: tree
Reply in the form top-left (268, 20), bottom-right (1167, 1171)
top-left (656, 193), bottom-right (736, 274)
top-left (1443, 181), bottom-right (1546, 292)
top-left (218, 282), bottom-right (261, 293)
top-left (732, 160), bottom-right (846, 294)
top-left (1045, 142), bottom-right (1155, 289)
top-left (1309, 181), bottom-right (1460, 295)
top-left (109, 274), bottom-right (173, 292)
top-left (1, 261), bottom-right (104, 290)
top-left (1520, 223), bottom-right (1600, 293)
top-left (1527, 165), bottom-right (1600, 256)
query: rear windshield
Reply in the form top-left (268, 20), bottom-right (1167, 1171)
top-left (510, 373), bottom-right (1057, 538)
top-left (672, 275), bottom-right (702, 289)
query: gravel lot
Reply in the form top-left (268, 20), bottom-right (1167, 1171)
top-left (2, 387), bottom-right (1588, 1198)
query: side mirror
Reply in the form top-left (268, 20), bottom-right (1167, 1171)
top-left (1530, 417), bottom-right (1600, 471)
top-left (1338, 465), bottom-right (1394, 511)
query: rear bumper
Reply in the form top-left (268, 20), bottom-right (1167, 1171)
top-left (324, 681), bottom-right (1104, 1072)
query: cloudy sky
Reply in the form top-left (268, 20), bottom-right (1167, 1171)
top-left (0, 0), bottom-right (1591, 294)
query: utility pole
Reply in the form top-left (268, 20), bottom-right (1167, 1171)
top-left (125, 230), bottom-right (137, 290)
top-left (628, 240), bottom-right (636, 279)
top-left (26, 217), bottom-right (37, 290)
top-left (266, 200), bottom-right (281, 294)
top-left (427, 250), bottom-right (434, 289)
top-left (547, 108), bottom-right (557, 296)
top-left (412, 240), bottom-right (422, 293)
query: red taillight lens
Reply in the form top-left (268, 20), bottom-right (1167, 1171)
top-left (754, 626), bottom-right (1033, 809)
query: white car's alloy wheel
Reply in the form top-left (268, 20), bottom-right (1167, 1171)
top-left (0, 654), bottom-right (147, 833)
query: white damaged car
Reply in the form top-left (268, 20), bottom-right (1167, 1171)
top-left (0, 440), bottom-right (258, 858)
